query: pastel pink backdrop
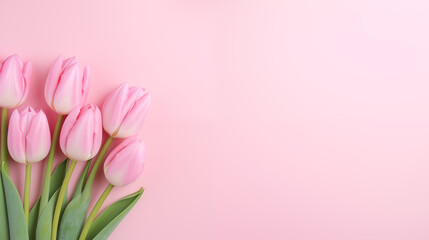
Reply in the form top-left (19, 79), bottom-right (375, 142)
top-left (1, 0), bottom-right (429, 239)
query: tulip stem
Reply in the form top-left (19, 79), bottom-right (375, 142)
top-left (39, 114), bottom-right (64, 216)
top-left (1, 108), bottom-right (8, 174)
top-left (84, 136), bottom-right (113, 192)
top-left (79, 184), bottom-right (114, 240)
top-left (51, 159), bottom-right (76, 240)
top-left (24, 164), bottom-right (31, 226)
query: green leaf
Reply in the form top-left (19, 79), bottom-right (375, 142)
top-left (87, 188), bottom-right (144, 240)
top-left (1, 166), bottom-right (29, 240)
top-left (73, 161), bottom-right (91, 199)
top-left (28, 199), bottom-right (39, 240)
top-left (58, 188), bottom-right (91, 240)
top-left (49, 159), bottom-right (69, 197)
top-left (36, 188), bottom-right (68, 240)
top-left (29, 160), bottom-right (68, 240)
top-left (0, 172), bottom-right (9, 239)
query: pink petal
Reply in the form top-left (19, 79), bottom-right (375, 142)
top-left (59, 106), bottom-right (80, 156)
top-left (102, 83), bottom-right (129, 136)
top-left (53, 59), bottom-right (83, 114)
top-left (45, 55), bottom-right (63, 109)
top-left (7, 110), bottom-right (26, 163)
top-left (26, 111), bottom-right (51, 163)
top-left (116, 91), bottom-right (151, 138)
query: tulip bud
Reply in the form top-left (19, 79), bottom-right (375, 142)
top-left (0, 54), bottom-right (32, 108)
top-left (7, 107), bottom-right (51, 164)
top-left (45, 55), bottom-right (89, 115)
top-left (104, 137), bottom-right (145, 186)
top-left (102, 83), bottom-right (151, 138)
top-left (60, 104), bottom-right (102, 161)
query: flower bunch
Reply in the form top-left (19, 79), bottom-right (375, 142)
top-left (0, 54), bottom-right (151, 240)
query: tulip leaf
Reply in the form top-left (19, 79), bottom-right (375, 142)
top-left (58, 188), bottom-right (91, 240)
top-left (73, 161), bottom-right (91, 199)
top-left (86, 188), bottom-right (144, 240)
top-left (36, 188), bottom-right (68, 240)
top-left (1, 166), bottom-right (28, 240)
top-left (0, 172), bottom-right (9, 239)
top-left (29, 159), bottom-right (68, 240)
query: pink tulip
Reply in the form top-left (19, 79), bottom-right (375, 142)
top-left (45, 55), bottom-right (89, 115)
top-left (59, 104), bottom-right (102, 161)
top-left (0, 54), bottom-right (32, 108)
top-left (7, 107), bottom-right (51, 164)
top-left (104, 137), bottom-right (145, 186)
top-left (102, 83), bottom-right (151, 138)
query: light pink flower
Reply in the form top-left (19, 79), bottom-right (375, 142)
top-left (45, 55), bottom-right (89, 115)
top-left (60, 104), bottom-right (102, 161)
top-left (0, 54), bottom-right (31, 108)
top-left (8, 107), bottom-right (51, 164)
top-left (104, 137), bottom-right (145, 186)
top-left (102, 83), bottom-right (151, 138)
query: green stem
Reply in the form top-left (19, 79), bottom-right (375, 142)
top-left (39, 115), bottom-right (63, 216)
top-left (78, 184), bottom-right (114, 240)
top-left (84, 137), bottom-right (113, 192)
top-left (24, 164), bottom-right (31, 226)
top-left (1, 108), bottom-right (8, 174)
top-left (51, 160), bottom-right (76, 240)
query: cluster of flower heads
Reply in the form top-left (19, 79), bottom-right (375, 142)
top-left (0, 54), bottom-right (151, 187)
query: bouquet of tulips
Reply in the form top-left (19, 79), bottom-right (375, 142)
top-left (0, 54), bottom-right (151, 240)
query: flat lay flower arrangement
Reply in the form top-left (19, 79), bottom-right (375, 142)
top-left (0, 54), bottom-right (151, 240)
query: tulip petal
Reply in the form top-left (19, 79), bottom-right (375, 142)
top-left (59, 107), bottom-right (80, 156)
top-left (116, 92), bottom-right (151, 138)
top-left (19, 62), bottom-right (32, 106)
top-left (53, 60), bottom-right (83, 114)
top-left (0, 55), bottom-right (25, 108)
top-left (91, 107), bottom-right (102, 157)
top-left (82, 66), bottom-right (90, 105)
top-left (102, 83), bottom-right (129, 136)
top-left (45, 55), bottom-right (63, 109)
top-left (103, 137), bottom-right (138, 167)
top-left (7, 110), bottom-right (26, 163)
top-left (26, 111), bottom-right (51, 163)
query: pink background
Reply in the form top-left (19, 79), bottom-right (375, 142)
top-left (1, 0), bottom-right (429, 239)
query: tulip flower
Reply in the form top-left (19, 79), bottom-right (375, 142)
top-left (0, 54), bottom-right (32, 174)
top-left (51, 104), bottom-right (102, 240)
top-left (45, 55), bottom-right (89, 115)
top-left (0, 54), bottom-right (31, 109)
top-left (79, 136), bottom-right (145, 240)
top-left (7, 107), bottom-right (51, 164)
top-left (102, 83), bottom-right (151, 138)
top-left (103, 136), bottom-right (146, 186)
top-left (7, 107), bottom-right (50, 224)
top-left (59, 104), bottom-right (102, 161)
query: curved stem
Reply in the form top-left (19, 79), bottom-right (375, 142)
top-left (24, 164), bottom-right (31, 226)
top-left (84, 137), bottom-right (113, 192)
top-left (79, 184), bottom-right (114, 240)
top-left (1, 108), bottom-right (8, 174)
top-left (39, 115), bottom-right (63, 216)
top-left (51, 160), bottom-right (76, 240)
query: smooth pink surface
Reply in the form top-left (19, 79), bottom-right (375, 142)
top-left (1, 0), bottom-right (429, 239)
